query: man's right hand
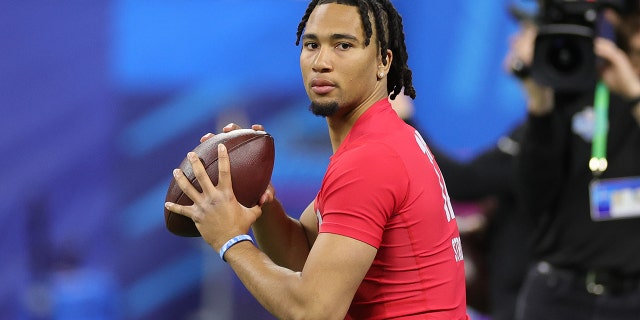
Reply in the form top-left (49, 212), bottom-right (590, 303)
top-left (505, 22), bottom-right (555, 116)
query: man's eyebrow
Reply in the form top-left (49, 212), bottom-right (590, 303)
top-left (301, 33), bottom-right (361, 42)
top-left (330, 33), bottom-right (359, 42)
top-left (301, 34), bottom-right (318, 41)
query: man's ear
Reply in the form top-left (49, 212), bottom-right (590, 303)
top-left (378, 48), bottom-right (393, 74)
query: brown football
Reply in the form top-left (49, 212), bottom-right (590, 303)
top-left (164, 129), bottom-right (275, 237)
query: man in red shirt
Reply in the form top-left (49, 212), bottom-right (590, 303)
top-left (165, 0), bottom-right (469, 318)
top-left (316, 98), bottom-right (467, 318)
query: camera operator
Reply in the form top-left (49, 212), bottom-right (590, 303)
top-left (511, 2), bottom-right (640, 319)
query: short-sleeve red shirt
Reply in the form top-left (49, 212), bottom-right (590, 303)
top-left (315, 98), bottom-right (469, 319)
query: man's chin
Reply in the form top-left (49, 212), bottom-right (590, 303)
top-left (309, 100), bottom-right (339, 117)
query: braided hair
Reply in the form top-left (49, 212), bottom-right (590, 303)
top-left (295, 0), bottom-right (416, 100)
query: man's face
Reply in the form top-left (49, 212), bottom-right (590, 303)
top-left (299, 3), bottom-right (383, 117)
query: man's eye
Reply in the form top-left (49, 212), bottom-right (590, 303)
top-left (337, 43), bottom-right (352, 50)
top-left (304, 42), bottom-right (318, 50)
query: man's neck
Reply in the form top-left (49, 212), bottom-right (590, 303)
top-left (326, 116), bottom-right (352, 154)
top-left (325, 95), bottom-right (387, 153)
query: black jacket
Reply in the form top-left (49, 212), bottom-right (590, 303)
top-left (516, 91), bottom-right (640, 275)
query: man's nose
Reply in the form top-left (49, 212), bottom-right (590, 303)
top-left (312, 47), bottom-right (332, 73)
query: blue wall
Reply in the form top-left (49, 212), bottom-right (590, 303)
top-left (0, 1), bottom-right (531, 319)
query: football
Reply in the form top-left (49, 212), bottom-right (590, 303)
top-left (164, 129), bottom-right (275, 237)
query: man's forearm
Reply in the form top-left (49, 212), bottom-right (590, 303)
top-left (252, 198), bottom-right (311, 271)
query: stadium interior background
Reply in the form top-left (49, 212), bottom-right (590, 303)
top-left (0, 0), bottom-right (534, 319)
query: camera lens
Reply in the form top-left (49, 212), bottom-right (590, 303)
top-left (547, 36), bottom-right (583, 74)
top-left (531, 24), bottom-right (597, 90)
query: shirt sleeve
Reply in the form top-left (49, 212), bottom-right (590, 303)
top-left (318, 142), bottom-right (409, 248)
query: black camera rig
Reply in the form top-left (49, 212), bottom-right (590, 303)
top-left (531, 0), bottom-right (637, 91)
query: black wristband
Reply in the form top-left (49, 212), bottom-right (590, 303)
top-left (510, 58), bottom-right (530, 80)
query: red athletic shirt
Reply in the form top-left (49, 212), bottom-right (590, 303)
top-left (314, 98), bottom-right (469, 319)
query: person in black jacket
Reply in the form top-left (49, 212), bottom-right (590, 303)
top-left (391, 92), bottom-right (531, 320)
top-left (511, 6), bottom-right (640, 320)
top-left (390, 14), bottom-right (545, 319)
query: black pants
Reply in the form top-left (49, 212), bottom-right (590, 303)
top-left (515, 262), bottom-right (640, 320)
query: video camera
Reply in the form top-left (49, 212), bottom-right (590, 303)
top-left (531, 0), bottom-right (637, 91)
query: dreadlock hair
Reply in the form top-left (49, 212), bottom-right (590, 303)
top-left (295, 0), bottom-right (416, 100)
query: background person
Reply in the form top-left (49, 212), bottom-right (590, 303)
top-left (391, 12), bottom-right (539, 319)
top-left (392, 87), bottom-right (530, 320)
top-left (512, 4), bottom-right (640, 319)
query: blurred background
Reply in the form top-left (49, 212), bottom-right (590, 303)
top-left (0, 0), bottom-right (534, 319)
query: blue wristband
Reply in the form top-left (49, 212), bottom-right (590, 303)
top-left (219, 234), bottom-right (253, 262)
